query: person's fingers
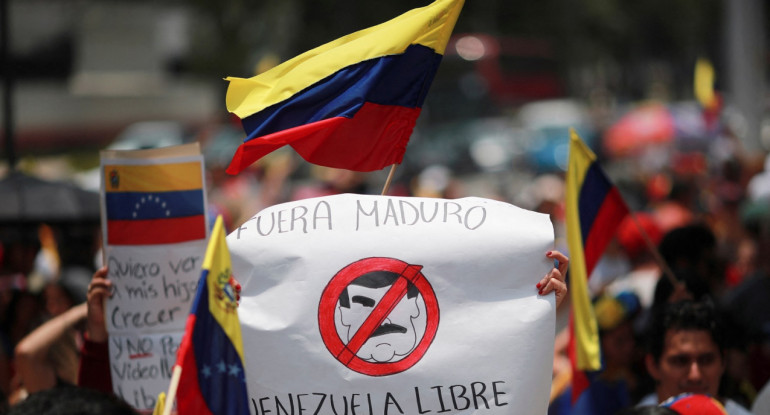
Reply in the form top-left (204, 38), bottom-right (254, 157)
top-left (93, 266), bottom-right (108, 280)
top-left (536, 251), bottom-right (567, 289)
top-left (87, 271), bottom-right (113, 301)
top-left (547, 250), bottom-right (569, 279)
top-left (538, 267), bottom-right (560, 294)
top-left (536, 251), bottom-right (569, 308)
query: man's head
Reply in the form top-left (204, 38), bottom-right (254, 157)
top-left (645, 300), bottom-right (725, 402)
top-left (8, 385), bottom-right (138, 415)
top-left (338, 271), bottom-right (420, 363)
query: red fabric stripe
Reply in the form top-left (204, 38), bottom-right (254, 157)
top-left (107, 215), bottom-right (206, 245)
top-left (568, 315), bottom-right (591, 404)
top-left (582, 187), bottom-right (628, 277)
top-left (176, 315), bottom-right (215, 415)
top-left (227, 103), bottom-right (419, 174)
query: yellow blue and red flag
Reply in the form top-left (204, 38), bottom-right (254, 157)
top-left (104, 161), bottom-right (207, 245)
top-left (175, 215), bottom-right (248, 415)
top-left (565, 129), bottom-right (629, 401)
top-left (224, 0), bottom-right (465, 175)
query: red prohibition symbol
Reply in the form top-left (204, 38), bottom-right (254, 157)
top-left (318, 257), bottom-right (440, 376)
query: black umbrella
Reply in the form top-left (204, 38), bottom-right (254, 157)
top-left (0, 171), bottom-right (100, 224)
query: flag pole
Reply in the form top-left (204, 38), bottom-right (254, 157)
top-left (627, 211), bottom-right (679, 286)
top-left (381, 164), bottom-right (398, 195)
top-left (161, 366), bottom-right (182, 415)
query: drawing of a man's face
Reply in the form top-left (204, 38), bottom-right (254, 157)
top-left (337, 271), bottom-right (420, 363)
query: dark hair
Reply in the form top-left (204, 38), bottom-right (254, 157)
top-left (615, 406), bottom-right (679, 415)
top-left (647, 300), bottom-right (724, 362)
top-left (339, 271), bottom-right (418, 308)
top-left (8, 385), bottom-right (138, 415)
top-left (653, 224), bottom-right (718, 308)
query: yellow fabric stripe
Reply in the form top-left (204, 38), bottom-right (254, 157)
top-left (565, 129), bottom-right (602, 371)
top-left (104, 162), bottom-right (203, 193)
top-left (204, 216), bottom-right (245, 363)
top-left (225, 0), bottom-right (464, 118)
top-left (694, 58), bottom-right (717, 109)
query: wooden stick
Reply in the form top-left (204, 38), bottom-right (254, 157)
top-left (161, 365), bottom-right (182, 415)
top-left (381, 164), bottom-right (398, 195)
top-left (627, 211), bottom-right (679, 286)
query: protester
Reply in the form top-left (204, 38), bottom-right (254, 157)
top-left (614, 406), bottom-right (678, 415)
top-left (6, 385), bottom-right (138, 415)
top-left (570, 292), bottom-right (643, 415)
top-left (638, 300), bottom-right (751, 415)
top-left (77, 266), bottom-right (112, 394)
top-left (549, 291), bottom-right (644, 415)
top-left (12, 303), bottom-right (85, 397)
top-left (11, 254), bottom-right (92, 401)
top-left (651, 224), bottom-right (721, 308)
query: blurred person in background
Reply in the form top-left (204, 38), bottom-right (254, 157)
top-left (550, 292), bottom-right (644, 415)
top-left (0, 226), bottom-right (44, 408)
top-left (650, 224), bottom-right (722, 312)
top-left (11, 267), bottom-right (90, 402)
top-left (8, 223), bottom-right (96, 404)
top-left (638, 300), bottom-right (750, 415)
top-left (721, 190), bottom-right (770, 401)
top-left (614, 406), bottom-right (678, 415)
top-left (603, 214), bottom-right (664, 311)
top-left (7, 385), bottom-right (137, 415)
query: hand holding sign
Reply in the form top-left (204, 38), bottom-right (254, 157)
top-left (232, 194), bottom-right (562, 414)
top-left (538, 250), bottom-right (569, 308)
top-left (86, 266), bottom-right (111, 343)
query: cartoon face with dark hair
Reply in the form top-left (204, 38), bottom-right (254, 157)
top-left (337, 271), bottom-right (421, 363)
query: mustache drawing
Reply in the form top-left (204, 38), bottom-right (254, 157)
top-left (371, 323), bottom-right (407, 337)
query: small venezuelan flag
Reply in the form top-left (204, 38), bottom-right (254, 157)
top-left (225, 0), bottom-right (465, 175)
top-left (175, 216), bottom-right (249, 415)
top-left (104, 161), bottom-right (207, 245)
top-left (565, 129), bottom-right (629, 401)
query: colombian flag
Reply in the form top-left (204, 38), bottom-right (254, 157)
top-left (225, 0), bottom-right (465, 175)
top-left (104, 161), bottom-right (207, 245)
top-left (175, 216), bottom-right (249, 415)
top-left (565, 129), bottom-right (629, 401)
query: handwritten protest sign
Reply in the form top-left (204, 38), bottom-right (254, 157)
top-left (229, 193), bottom-right (556, 415)
top-left (100, 144), bottom-right (208, 411)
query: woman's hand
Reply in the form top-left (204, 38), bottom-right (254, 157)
top-left (86, 266), bottom-right (112, 343)
top-left (537, 250), bottom-right (568, 308)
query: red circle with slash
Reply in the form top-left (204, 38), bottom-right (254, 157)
top-left (318, 257), bottom-right (440, 376)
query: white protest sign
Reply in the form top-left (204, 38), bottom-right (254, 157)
top-left (229, 194), bottom-right (556, 415)
top-left (100, 144), bottom-right (208, 411)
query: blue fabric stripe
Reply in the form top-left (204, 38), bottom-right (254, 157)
top-left (577, 163), bottom-right (613, 244)
top-left (241, 43), bottom-right (442, 142)
top-left (191, 270), bottom-right (250, 415)
top-left (105, 190), bottom-right (204, 220)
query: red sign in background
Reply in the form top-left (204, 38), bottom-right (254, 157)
top-left (318, 257), bottom-right (440, 376)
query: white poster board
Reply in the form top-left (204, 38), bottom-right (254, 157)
top-left (229, 194), bottom-right (556, 415)
top-left (99, 144), bottom-right (208, 411)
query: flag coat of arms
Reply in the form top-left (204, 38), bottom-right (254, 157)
top-left (225, 0), bottom-right (465, 174)
top-left (176, 216), bottom-right (250, 415)
top-left (228, 194), bottom-right (556, 414)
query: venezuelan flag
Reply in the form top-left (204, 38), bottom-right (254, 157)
top-left (225, 0), bottom-right (465, 175)
top-left (175, 216), bottom-right (249, 415)
top-left (565, 129), bottom-right (629, 400)
top-left (104, 161), bottom-right (207, 245)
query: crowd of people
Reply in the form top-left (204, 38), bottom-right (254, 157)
top-left (2, 109), bottom-right (770, 414)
